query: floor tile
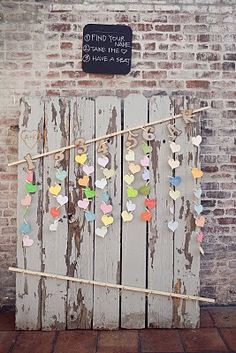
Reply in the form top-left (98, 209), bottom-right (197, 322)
top-left (97, 330), bottom-right (138, 353)
top-left (11, 331), bottom-right (55, 353)
top-left (200, 308), bottom-right (214, 328)
top-left (140, 329), bottom-right (184, 353)
top-left (0, 331), bottom-right (17, 353)
top-left (55, 331), bottom-right (97, 353)
top-left (0, 311), bottom-right (15, 331)
top-left (208, 307), bottom-right (236, 328)
top-left (179, 328), bottom-right (228, 352)
top-left (220, 328), bottom-right (236, 351)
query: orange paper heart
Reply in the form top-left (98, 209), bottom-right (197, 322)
top-left (192, 168), bottom-right (203, 179)
top-left (78, 175), bottom-right (89, 187)
top-left (141, 210), bottom-right (152, 222)
top-left (144, 198), bottom-right (156, 209)
top-left (50, 207), bottom-right (60, 218)
top-left (195, 216), bottom-right (205, 227)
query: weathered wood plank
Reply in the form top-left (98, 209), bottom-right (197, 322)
top-left (41, 98), bottom-right (70, 330)
top-left (121, 94), bottom-right (147, 329)
top-left (93, 96), bottom-right (121, 329)
top-left (67, 97), bottom-right (95, 329)
top-left (172, 97), bottom-right (200, 328)
top-left (16, 97), bottom-right (44, 330)
top-left (148, 95), bottom-right (174, 328)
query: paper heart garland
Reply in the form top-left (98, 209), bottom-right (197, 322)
top-left (20, 222), bottom-right (31, 234)
top-left (75, 153), bottom-right (87, 165)
top-left (77, 198), bottom-right (89, 209)
top-left (49, 220), bottom-right (58, 232)
top-left (98, 156), bottom-right (109, 168)
top-left (22, 235), bottom-right (34, 247)
top-left (49, 184), bottom-right (61, 196)
top-left (141, 210), bottom-right (152, 222)
top-left (168, 159), bottom-right (180, 169)
top-left (78, 175), bottom-right (89, 187)
top-left (95, 226), bottom-right (107, 238)
top-left (121, 210), bottom-right (133, 222)
top-left (142, 143), bottom-right (152, 154)
top-left (50, 207), bottom-right (60, 218)
top-left (127, 186), bottom-right (138, 198)
top-left (103, 168), bottom-right (115, 179)
top-left (170, 141), bottom-right (181, 153)
top-left (82, 165), bottom-right (94, 176)
top-left (144, 198), bottom-right (156, 209)
top-left (101, 214), bottom-right (114, 226)
top-left (194, 204), bottom-right (203, 215)
top-left (21, 194), bottom-right (32, 207)
top-left (95, 178), bottom-right (107, 189)
top-left (195, 215), bottom-right (205, 227)
top-left (139, 184), bottom-right (151, 196)
top-left (56, 195), bottom-right (68, 206)
top-left (169, 176), bottom-right (182, 187)
top-left (100, 203), bottom-right (113, 214)
top-left (192, 135), bottom-right (202, 147)
top-left (194, 188), bottom-right (202, 199)
top-left (84, 187), bottom-right (96, 199)
top-left (25, 182), bottom-right (37, 194)
top-left (192, 168), bottom-right (203, 179)
top-left (125, 150), bottom-right (135, 162)
top-left (142, 168), bottom-right (150, 181)
top-left (169, 190), bottom-right (181, 201)
top-left (126, 200), bottom-right (136, 212)
top-left (168, 220), bottom-right (179, 232)
top-left (85, 211), bottom-right (96, 222)
top-left (56, 170), bottom-right (68, 181)
top-left (124, 174), bottom-right (134, 185)
top-left (140, 155), bottom-right (150, 167)
top-left (129, 163), bottom-right (141, 174)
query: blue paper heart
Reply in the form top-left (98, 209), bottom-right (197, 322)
top-left (20, 222), bottom-right (31, 234)
top-left (142, 168), bottom-right (150, 181)
top-left (169, 176), bottom-right (182, 187)
top-left (85, 211), bottom-right (96, 222)
top-left (194, 204), bottom-right (203, 215)
top-left (56, 170), bottom-right (68, 181)
top-left (102, 192), bottom-right (109, 203)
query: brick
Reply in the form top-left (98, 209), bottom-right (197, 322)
top-left (209, 307), bottom-right (236, 327)
top-left (223, 62), bottom-right (235, 71)
top-left (97, 331), bottom-right (138, 353)
top-left (47, 24), bottom-right (71, 32)
top-left (220, 328), bottom-right (236, 351)
top-left (11, 332), bottom-right (55, 353)
top-left (197, 52), bottom-right (221, 61)
top-left (55, 331), bottom-right (97, 353)
top-left (140, 329), bottom-right (184, 352)
top-left (0, 331), bottom-right (17, 353)
top-left (186, 80), bottom-right (210, 89)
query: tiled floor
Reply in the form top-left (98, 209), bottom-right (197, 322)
top-left (0, 307), bottom-right (236, 353)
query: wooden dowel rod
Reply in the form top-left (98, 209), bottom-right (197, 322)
top-left (8, 106), bottom-right (210, 167)
top-left (9, 266), bottom-right (215, 304)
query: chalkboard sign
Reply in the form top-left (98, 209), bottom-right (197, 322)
top-left (82, 24), bottom-right (132, 75)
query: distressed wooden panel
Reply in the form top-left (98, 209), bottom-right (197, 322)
top-left (16, 97), bottom-right (44, 330)
top-left (172, 97), bottom-right (200, 328)
top-left (148, 95), bottom-right (174, 328)
top-left (121, 94), bottom-right (147, 329)
top-left (93, 96), bottom-right (121, 329)
top-left (67, 97), bottom-right (95, 329)
top-left (41, 98), bottom-right (70, 330)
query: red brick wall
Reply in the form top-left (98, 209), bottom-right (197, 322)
top-left (0, 0), bottom-right (235, 309)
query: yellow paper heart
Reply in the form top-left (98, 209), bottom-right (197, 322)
top-left (103, 168), bottom-right (115, 179)
top-left (49, 184), bottom-right (61, 196)
top-left (129, 163), bottom-right (141, 174)
top-left (124, 174), bottom-right (134, 185)
top-left (101, 214), bottom-right (114, 226)
top-left (169, 189), bottom-right (181, 201)
top-left (121, 210), bottom-right (133, 222)
top-left (75, 153), bottom-right (87, 165)
top-left (192, 168), bottom-right (203, 179)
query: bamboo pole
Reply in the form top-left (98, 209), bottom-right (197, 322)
top-left (9, 267), bottom-right (215, 304)
top-left (8, 106), bottom-right (210, 167)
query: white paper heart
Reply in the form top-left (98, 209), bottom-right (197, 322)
top-left (95, 226), bottom-right (108, 238)
top-left (56, 195), bottom-right (68, 206)
top-left (192, 135), bottom-right (202, 147)
top-left (98, 156), bottom-right (109, 168)
top-left (194, 204), bottom-right (203, 215)
top-left (168, 158), bottom-right (180, 169)
top-left (194, 188), bottom-right (202, 199)
top-left (95, 178), bottom-right (107, 189)
top-left (49, 221), bottom-right (58, 232)
top-left (83, 165), bottom-right (94, 175)
top-left (168, 220), bottom-right (179, 232)
top-left (170, 142), bottom-right (181, 153)
top-left (22, 235), bottom-right (34, 247)
top-left (126, 200), bottom-right (136, 212)
top-left (125, 150), bottom-right (135, 162)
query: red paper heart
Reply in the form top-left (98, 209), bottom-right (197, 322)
top-left (144, 198), bottom-right (156, 209)
top-left (50, 207), bottom-right (60, 218)
top-left (141, 210), bottom-right (152, 222)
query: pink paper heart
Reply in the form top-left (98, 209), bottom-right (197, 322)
top-left (25, 171), bottom-right (34, 183)
top-left (21, 194), bottom-right (32, 207)
top-left (197, 232), bottom-right (204, 243)
top-left (140, 155), bottom-right (149, 167)
top-left (98, 156), bottom-right (109, 168)
top-left (77, 198), bottom-right (89, 210)
top-left (83, 165), bottom-right (94, 175)
top-left (100, 203), bottom-right (113, 214)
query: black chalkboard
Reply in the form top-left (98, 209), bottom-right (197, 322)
top-left (82, 24), bottom-right (132, 75)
